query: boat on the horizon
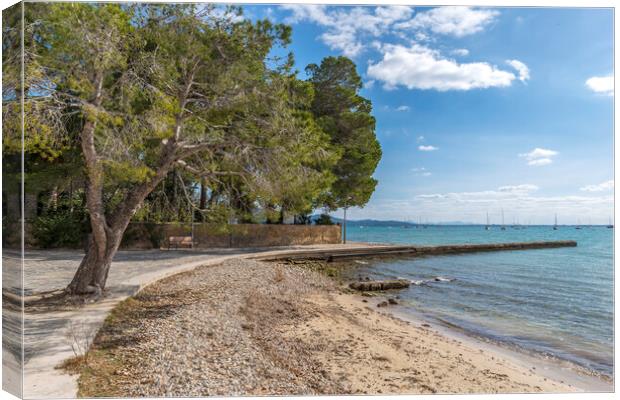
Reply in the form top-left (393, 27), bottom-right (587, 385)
top-left (501, 209), bottom-right (506, 230)
top-left (485, 212), bottom-right (490, 230)
top-left (553, 214), bottom-right (558, 230)
top-left (607, 217), bottom-right (613, 229)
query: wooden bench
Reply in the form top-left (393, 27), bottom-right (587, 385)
top-left (167, 236), bottom-right (193, 250)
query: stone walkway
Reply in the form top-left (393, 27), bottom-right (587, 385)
top-left (2, 244), bottom-right (371, 399)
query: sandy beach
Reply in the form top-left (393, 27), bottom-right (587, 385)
top-left (65, 258), bottom-right (606, 397)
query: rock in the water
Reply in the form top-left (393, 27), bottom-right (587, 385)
top-left (349, 279), bottom-right (410, 291)
top-left (388, 298), bottom-right (398, 305)
top-left (377, 301), bottom-right (388, 308)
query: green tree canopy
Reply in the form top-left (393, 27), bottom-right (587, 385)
top-left (306, 56), bottom-right (382, 210)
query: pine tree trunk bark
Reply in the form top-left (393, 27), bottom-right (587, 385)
top-left (66, 230), bottom-right (122, 294)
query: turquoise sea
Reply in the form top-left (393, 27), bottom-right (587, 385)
top-left (344, 224), bottom-right (614, 377)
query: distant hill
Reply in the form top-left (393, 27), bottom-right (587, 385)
top-left (312, 215), bottom-right (475, 226)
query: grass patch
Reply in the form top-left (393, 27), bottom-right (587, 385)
top-left (58, 296), bottom-right (152, 397)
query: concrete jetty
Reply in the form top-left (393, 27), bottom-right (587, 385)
top-left (253, 240), bottom-right (577, 262)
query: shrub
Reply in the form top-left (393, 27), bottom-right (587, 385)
top-left (315, 213), bottom-right (334, 225)
top-left (32, 212), bottom-right (88, 248)
top-left (121, 222), bottom-right (166, 249)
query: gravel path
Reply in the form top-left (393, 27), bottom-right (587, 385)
top-left (79, 259), bottom-right (342, 397)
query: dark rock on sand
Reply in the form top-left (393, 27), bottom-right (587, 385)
top-left (349, 279), bottom-right (410, 291)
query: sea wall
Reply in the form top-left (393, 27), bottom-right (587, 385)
top-left (121, 222), bottom-right (342, 249)
top-left (254, 240), bottom-right (578, 262)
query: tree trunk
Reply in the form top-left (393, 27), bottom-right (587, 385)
top-left (66, 146), bottom-right (178, 295)
top-left (66, 230), bottom-right (122, 294)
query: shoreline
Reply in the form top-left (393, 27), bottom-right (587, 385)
top-left (66, 258), bottom-right (610, 396)
top-left (356, 291), bottom-right (613, 392)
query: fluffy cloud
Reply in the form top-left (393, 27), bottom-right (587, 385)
top-left (586, 75), bottom-right (614, 96)
top-left (368, 44), bottom-right (517, 91)
top-left (506, 59), bottom-right (530, 82)
top-left (580, 180), bottom-right (614, 192)
top-left (418, 145), bottom-right (438, 151)
top-left (518, 147), bottom-right (558, 166)
top-left (282, 6), bottom-right (529, 93)
top-left (395, 7), bottom-right (498, 37)
top-left (282, 5), bottom-right (413, 57)
top-left (451, 48), bottom-right (470, 57)
top-left (396, 105), bottom-right (410, 111)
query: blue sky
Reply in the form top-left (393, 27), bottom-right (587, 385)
top-left (247, 5), bottom-right (614, 224)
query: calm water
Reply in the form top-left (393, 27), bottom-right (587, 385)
top-left (345, 225), bottom-right (614, 376)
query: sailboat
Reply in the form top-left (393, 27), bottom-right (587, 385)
top-left (607, 217), bottom-right (614, 229)
top-left (553, 214), bottom-right (558, 230)
top-left (575, 218), bottom-right (582, 230)
top-left (501, 209), bottom-right (506, 230)
top-left (485, 212), bottom-right (490, 230)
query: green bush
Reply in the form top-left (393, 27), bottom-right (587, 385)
top-left (32, 213), bottom-right (88, 248)
top-left (121, 222), bottom-right (166, 248)
top-left (315, 213), bottom-right (334, 225)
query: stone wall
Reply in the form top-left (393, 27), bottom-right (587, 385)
top-left (121, 222), bottom-right (342, 249)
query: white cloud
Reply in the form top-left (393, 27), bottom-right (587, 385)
top-left (396, 105), bottom-right (410, 111)
top-left (497, 184), bottom-right (539, 194)
top-left (334, 183), bottom-right (613, 224)
top-left (368, 43), bottom-right (517, 91)
top-left (527, 158), bottom-right (552, 166)
top-left (342, 193), bottom-right (613, 224)
top-left (412, 167), bottom-right (431, 177)
top-left (282, 6), bottom-right (526, 94)
top-left (451, 48), bottom-right (470, 57)
top-left (364, 80), bottom-right (375, 89)
top-left (417, 135), bottom-right (425, 142)
top-left (519, 148), bottom-right (558, 159)
top-left (282, 5), bottom-right (413, 57)
top-left (518, 147), bottom-right (558, 166)
top-left (415, 32), bottom-right (430, 41)
top-left (395, 6), bottom-right (499, 37)
top-left (580, 180), bottom-right (614, 192)
top-left (418, 145), bottom-right (438, 151)
top-left (586, 75), bottom-right (614, 96)
top-left (506, 59), bottom-right (530, 82)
